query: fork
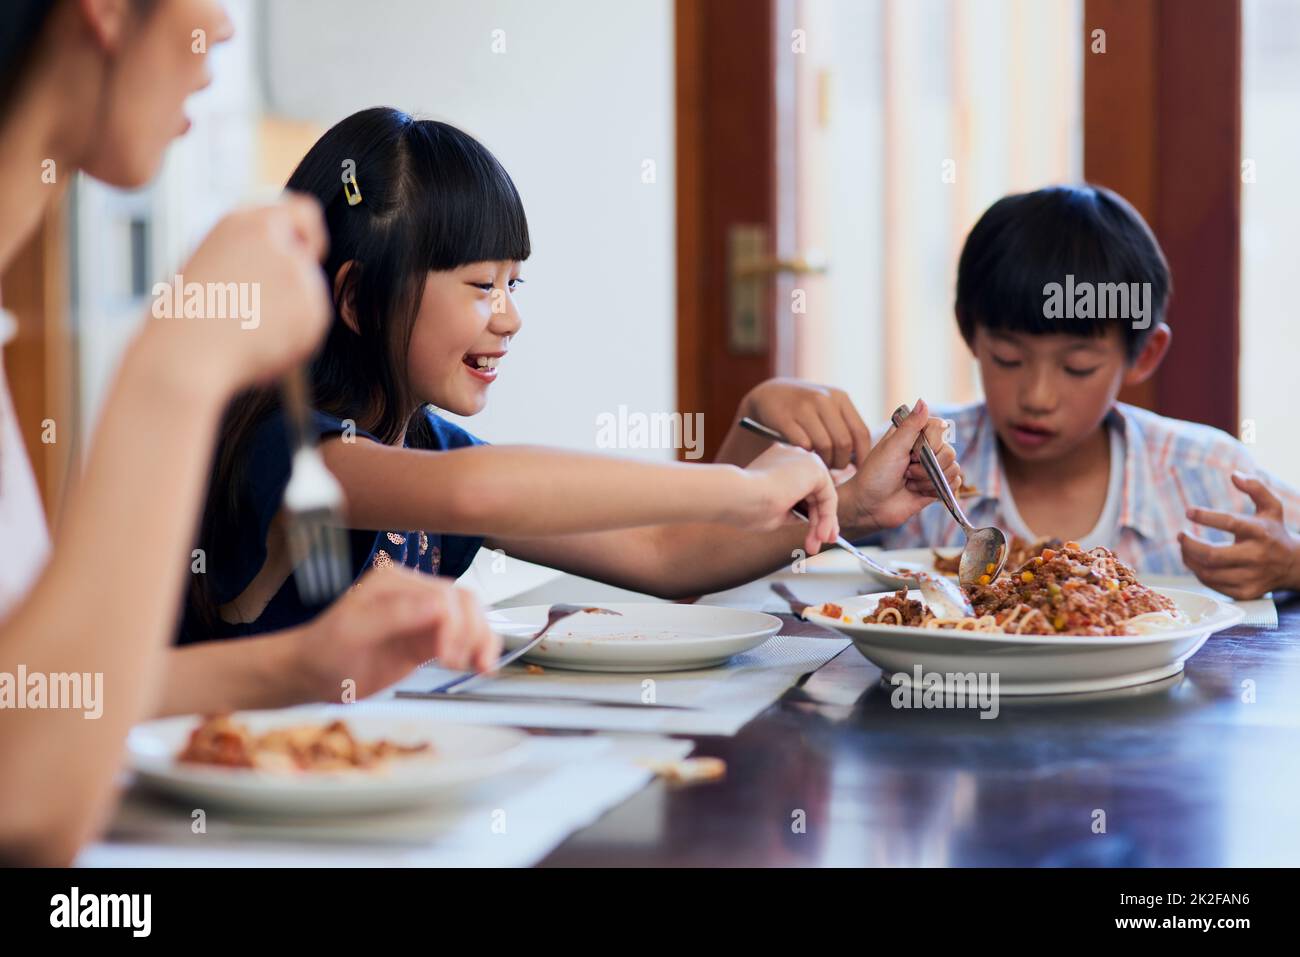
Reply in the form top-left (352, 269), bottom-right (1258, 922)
top-left (737, 416), bottom-right (974, 618)
top-left (403, 603), bottom-right (623, 696)
top-left (281, 366), bottom-right (352, 605)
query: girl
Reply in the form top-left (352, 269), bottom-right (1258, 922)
top-left (183, 107), bottom-right (960, 643)
top-left (0, 1), bottom-right (497, 864)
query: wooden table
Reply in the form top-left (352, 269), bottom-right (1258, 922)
top-left (541, 597), bottom-right (1300, 867)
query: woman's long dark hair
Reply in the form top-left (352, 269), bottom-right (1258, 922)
top-left (188, 107), bottom-right (530, 632)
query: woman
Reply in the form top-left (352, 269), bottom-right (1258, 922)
top-left (0, 0), bottom-right (497, 865)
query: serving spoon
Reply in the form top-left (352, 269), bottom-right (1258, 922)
top-left (738, 417), bottom-right (974, 619)
top-left (889, 403), bottom-right (1009, 588)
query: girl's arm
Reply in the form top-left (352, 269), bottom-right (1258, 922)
top-left (158, 567), bottom-right (500, 716)
top-left (323, 438), bottom-right (840, 555)
top-left (486, 404), bottom-right (960, 598)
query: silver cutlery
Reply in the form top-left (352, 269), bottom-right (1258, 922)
top-left (889, 402), bottom-right (1009, 588)
top-left (406, 603), bottom-right (623, 697)
top-left (281, 367), bottom-right (352, 605)
top-left (738, 415), bottom-right (975, 618)
top-left (394, 689), bottom-right (696, 710)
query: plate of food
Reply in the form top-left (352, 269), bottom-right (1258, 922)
top-left (128, 707), bottom-right (528, 815)
top-left (487, 602), bottom-right (782, 672)
top-left (861, 536), bottom-right (1062, 589)
top-left (805, 542), bottom-right (1244, 694)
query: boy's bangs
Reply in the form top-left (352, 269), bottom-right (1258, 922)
top-left (957, 187), bottom-right (1171, 352)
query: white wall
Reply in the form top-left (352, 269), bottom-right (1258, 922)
top-left (263, 0), bottom-right (677, 457)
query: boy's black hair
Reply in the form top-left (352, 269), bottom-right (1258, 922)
top-left (955, 184), bottom-right (1172, 361)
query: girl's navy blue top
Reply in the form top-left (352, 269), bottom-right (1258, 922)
top-left (177, 407), bottom-right (485, 644)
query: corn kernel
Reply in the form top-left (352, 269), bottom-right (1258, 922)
top-left (1041, 548), bottom-right (1056, 561)
top-left (1053, 614), bottom-right (1067, 630)
top-left (1107, 579), bottom-right (1120, 591)
top-left (978, 574), bottom-right (991, 586)
top-left (1021, 571), bottom-right (1034, 583)
top-left (985, 563), bottom-right (995, 574)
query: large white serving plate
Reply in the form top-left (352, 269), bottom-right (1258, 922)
top-left (802, 586), bottom-right (1243, 695)
top-left (488, 602), bottom-right (782, 672)
top-left (129, 706), bottom-right (528, 815)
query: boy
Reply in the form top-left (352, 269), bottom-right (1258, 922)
top-left (880, 184), bottom-right (1300, 600)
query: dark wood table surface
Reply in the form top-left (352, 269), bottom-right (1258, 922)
top-left (541, 596), bottom-right (1300, 867)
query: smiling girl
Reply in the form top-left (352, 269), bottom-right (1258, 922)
top-left (183, 107), bottom-right (960, 643)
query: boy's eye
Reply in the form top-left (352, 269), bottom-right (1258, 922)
top-left (508, 278), bottom-right (525, 291)
top-left (1064, 366), bottom-right (1101, 378)
top-left (470, 282), bottom-right (495, 292)
top-left (990, 355), bottom-right (1022, 369)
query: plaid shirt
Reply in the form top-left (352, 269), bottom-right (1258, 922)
top-left (879, 401), bottom-right (1300, 575)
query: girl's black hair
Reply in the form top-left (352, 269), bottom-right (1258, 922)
top-left (188, 107), bottom-right (530, 633)
top-left (955, 184), bottom-right (1171, 361)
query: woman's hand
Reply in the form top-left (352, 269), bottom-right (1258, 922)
top-left (731, 444), bottom-right (839, 554)
top-left (294, 566), bottom-right (501, 702)
top-left (734, 378), bottom-right (873, 470)
top-left (141, 194), bottom-right (332, 398)
top-left (838, 399), bottom-right (963, 533)
top-left (1179, 472), bottom-right (1300, 600)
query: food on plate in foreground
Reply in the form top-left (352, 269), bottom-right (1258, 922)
top-left (828, 543), bottom-right (1182, 636)
top-left (178, 714), bottom-right (433, 772)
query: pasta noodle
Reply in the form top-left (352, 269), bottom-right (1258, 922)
top-left (835, 543), bottom-right (1181, 637)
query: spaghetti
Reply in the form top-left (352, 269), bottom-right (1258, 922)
top-left (838, 543), bottom-right (1179, 636)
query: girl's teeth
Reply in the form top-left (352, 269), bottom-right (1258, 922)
top-left (473, 356), bottom-right (499, 369)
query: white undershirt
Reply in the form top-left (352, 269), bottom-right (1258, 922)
top-left (0, 307), bottom-right (52, 621)
top-left (997, 421), bottom-right (1124, 549)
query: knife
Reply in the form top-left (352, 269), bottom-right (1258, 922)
top-left (394, 689), bottom-right (697, 710)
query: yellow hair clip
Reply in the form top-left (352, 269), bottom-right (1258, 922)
top-left (341, 159), bottom-right (362, 206)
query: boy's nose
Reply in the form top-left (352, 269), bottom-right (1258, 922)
top-left (1021, 370), bottom-right (1057, 414)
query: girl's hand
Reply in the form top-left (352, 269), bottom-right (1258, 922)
top-left (733, 444), bottom-right (839, 554)
top-left (1179, 472), bottom-right (1300, 600)
top-left (144, 194), bottom-right (332, 396)
top-left (295, 566), bottom-right (501, 702)
top-left (737, 378), bottom-right (874, 470)
top-left (840, 399), bottom-right (963, 532)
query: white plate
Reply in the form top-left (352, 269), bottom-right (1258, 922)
top-left (489, 602), bottom-right (782, 672)
top-left (858, 547), bottom-right (960, 589)
top-left (802, 586), bottom-right (1244, 695)
top-left (128, 706), bottom-right (528, 815)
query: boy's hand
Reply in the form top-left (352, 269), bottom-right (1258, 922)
top-left (839, 399), bottom-right (962, 533)
top-left (733, 378), bottom-right (873, 470)
top-left (1179, 472), bottom-right (1300, 600)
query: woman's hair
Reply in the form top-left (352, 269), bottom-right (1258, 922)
top-left (0, 1), bottom-right (59, 117)
top-left (0, 0), bottom-right (160, 118)
top-left (188, 106), bottom-right (529, 632)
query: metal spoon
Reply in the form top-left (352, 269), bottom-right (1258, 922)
top-left (738, 417), bottom-right (974, 618)
top-left (889, 403), bottom-right (1009, 588)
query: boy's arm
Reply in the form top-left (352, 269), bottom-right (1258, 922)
top-left (1180, 471), bottom-right (1300, 599)
top-left (713, 378), bottom-right (874, 469)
